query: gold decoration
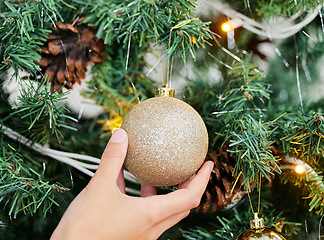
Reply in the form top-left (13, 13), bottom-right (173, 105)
top-left (121, 92), bottom-right (208, 187)
top-left (236, 214), bottom-right (286, 240)
top-left (99, 114), bottom-right (123, 134)
top-left (155, 86), bottom-right (175, 97)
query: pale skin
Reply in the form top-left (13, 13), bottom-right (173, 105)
top-left (51, 128), bottom-right (214, 240)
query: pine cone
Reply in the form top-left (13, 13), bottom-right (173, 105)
top-left (196, 145), bottom-right (280, 213)
top-left (37, 19), bottom-right (105, 92)
top-left (196, 146), bottom-right (247, 213)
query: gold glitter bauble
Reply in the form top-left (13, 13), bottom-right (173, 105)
top-left (236, 214), bottom-right (286, 240)
top-left (236, 227), bottom-right (286, 240)
top-left (121, 96), bottom-right (208, 187)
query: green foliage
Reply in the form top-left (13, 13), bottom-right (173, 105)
top-left (221, 61), bottom-right (270, 113)
top-left (228, 116), bottom-right (280, 185)
top-left (2, 0), bottom-right (324, 239)
top-left (213, 56), bottom-right (278, 186)
top-left (72, 0), bottom-right (212, 61)
top-left (86, 43), bottom-right (156, 115)
top-left (10, 80), bottom-right (77, 144)
top-left (281, 168), bottom-right (324, 215)
top-left (267, 15), bottom-right (324, 109)
top-left (184, 56), bottom-right (280, 186)
top-left (273, 110), bottom-right (324, 215)
top-left (0, 143), bottom-right (68, 219)
top-left (0, 0), bottom-right (66, 75)
top-left (255, 0), bottom-right (324, 21)
top-left (273, 111), bottom-right (324, 164)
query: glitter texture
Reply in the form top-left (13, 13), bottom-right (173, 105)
top-left (121, 96), bottom-right (208, 187)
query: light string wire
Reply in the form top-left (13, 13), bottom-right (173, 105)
top-left (0, 124), bottom-right (141, 195)
top-left (202, 0), bottom-right (322, 40)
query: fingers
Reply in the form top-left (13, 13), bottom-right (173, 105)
top-left (177, 161), bottom-right (213, 193)
top-left (92, 129), bottom-right (128, 184)
top-left (141, 182), bottom-right (157, 197)
top-left (148, 161), bottom-right (213, 220)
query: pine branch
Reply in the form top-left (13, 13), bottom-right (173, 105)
top-left (0, 0), bottom-right (67, 74)
top-left (10, 79), bottom-right (77, 144)
top-left (220, 59), bottom-right (270, 115)
top-left (0, 143), bottom-right (68, 219)
top-left (1, 125), bottom-right (141, 195)
top-left (212, 55), bottom-right (278, 187)
top-left (228, 115), bottom-right (280, 186)
top-left (73, 0), bottom-right (212, 61)
top-left (85, 42), bottom-right (156, 115)
top-left (281, 160), bottom-right (324, 215)
top-left (183, 55), bottom-right (280, 187)
top-left (253, 0), bottom-right (324, 21)
top-left (273, 111), bottom-right (324, 164)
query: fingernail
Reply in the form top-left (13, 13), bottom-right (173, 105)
top-left (208, 161), bottom-right (214, 172)
top-left (110, 129), bottom-right (126, 143)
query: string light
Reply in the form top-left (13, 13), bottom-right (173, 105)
top-left (202, 0), bottom-right (322, 39)
top-left (295, 164), bottom-right (306, 174)
top-left (1, 124), bottom-right (141, 195)
top-left (221, 18), bottom-right (243, 32)
top-left (221, 22), bottom-right (231, 32)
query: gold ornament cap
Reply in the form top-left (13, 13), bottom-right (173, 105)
top-left (235, 213), bottom-right (286, 240)
top-left (250, 213), bottom-right (265, 229)
top-left (155, 84), bottom-right (175, 97)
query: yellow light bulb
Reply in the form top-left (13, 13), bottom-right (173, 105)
top-left (295, 164), bottom-right (306, 174)
top-left (221, 22), bottom-right (231, 32)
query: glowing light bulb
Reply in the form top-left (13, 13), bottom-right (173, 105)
top-left (295, 164), bottom-right (306, 174)
top-left (221, 22), bottom-right (231, 32)
top-left (221, 18), bottom-right (243, 32)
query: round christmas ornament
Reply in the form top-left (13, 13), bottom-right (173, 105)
top-left (236, 214), bottom-right (286, 240)
top-left (121, 87), bottom-right (208, 187)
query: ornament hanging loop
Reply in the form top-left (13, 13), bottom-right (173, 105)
top-left (247, 171), bottom-right (262, 216)
top-left (236, 172), bottom-right (288, 239)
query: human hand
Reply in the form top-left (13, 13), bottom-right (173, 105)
top-left (51, 129), bottom-right (213, 240)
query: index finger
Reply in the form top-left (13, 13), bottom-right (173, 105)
top-left (92, 129), bottom-right (128, 185)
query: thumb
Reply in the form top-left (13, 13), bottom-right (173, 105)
top-left (92, 129), bottom-right (128, 184)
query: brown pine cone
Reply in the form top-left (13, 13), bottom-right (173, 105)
top-left (37, 19), bottom-right (105, 92)
top-left (196, 145), bottom-right (280, 213)
top-left (196, 146), bottom-right (247, 213)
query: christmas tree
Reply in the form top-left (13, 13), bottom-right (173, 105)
top-left (1, 0), bottom-right (324, 239)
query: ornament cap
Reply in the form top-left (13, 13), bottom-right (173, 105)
top-left (250, 213), bottom-right (265, 229)
top-left (155, 84), bottom-right (175, 97)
